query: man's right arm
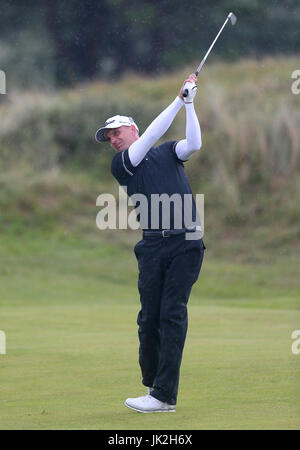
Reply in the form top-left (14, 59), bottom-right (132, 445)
top-left (128, 96), bottom-right (184, 167)
top-left (128, 74), bottom-right (199, 167)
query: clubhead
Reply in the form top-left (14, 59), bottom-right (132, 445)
top-left (228, 12), bottom-right (237, 25)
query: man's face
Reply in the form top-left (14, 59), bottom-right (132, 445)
top-left (106, 125), bottom-right (138, 152)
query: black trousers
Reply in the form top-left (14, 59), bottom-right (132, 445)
top-left (134, 234), bottom-right (205, 405)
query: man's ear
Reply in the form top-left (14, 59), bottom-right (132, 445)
top-left (131, 125), bottom-right (138, 137)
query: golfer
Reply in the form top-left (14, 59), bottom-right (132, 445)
top-left (95, 74), bottom-right (205, 413)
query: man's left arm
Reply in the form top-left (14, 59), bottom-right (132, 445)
top-left (175, 75), bottom-right (202, 161)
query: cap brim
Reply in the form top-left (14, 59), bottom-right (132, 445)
top-left (95, 121), bottom-right (138, 143)
top-left (95, 126), bottom-right (109, 143)
top-left (95, 122), bottom-right (128, 143)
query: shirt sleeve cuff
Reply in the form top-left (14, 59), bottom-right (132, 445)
top-left (175, 96), bottom-right (185, 107)
top-left (123, 149), bottom-right (135, 176)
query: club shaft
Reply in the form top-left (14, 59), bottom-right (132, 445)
top-left (195, 16), bottom-right (231, 76)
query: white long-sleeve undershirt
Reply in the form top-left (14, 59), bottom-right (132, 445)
top-left (128, 97), bottom-right (202, 167)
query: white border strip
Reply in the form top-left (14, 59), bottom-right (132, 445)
top-left (122, 151), bottom-right (133, 176)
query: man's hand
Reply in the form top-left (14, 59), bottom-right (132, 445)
top-left (178, 74), bottom-right (198, 103)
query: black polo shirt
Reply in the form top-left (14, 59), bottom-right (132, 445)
top-left (111, 140), bottom-right (199, 230)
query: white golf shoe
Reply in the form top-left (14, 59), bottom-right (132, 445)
top-left (124, 394), bottom-right (176, 413)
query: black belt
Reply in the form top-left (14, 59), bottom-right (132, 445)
top-left (143, 228), bottom-right (196, 239)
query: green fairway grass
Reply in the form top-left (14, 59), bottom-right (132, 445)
top-left (1, 231), bottom-right (299, 430)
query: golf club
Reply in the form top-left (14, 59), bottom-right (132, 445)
top-left (183, 12), bottom-right (237, 98)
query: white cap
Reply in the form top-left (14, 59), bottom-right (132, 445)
top-left (95, 115), bottom-right (139, 143)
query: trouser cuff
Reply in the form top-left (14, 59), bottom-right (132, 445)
top-left (151, 387), bottom-right (176, 405)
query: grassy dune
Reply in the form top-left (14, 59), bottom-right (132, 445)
top-left (1, 56), bottom-right (300, 250)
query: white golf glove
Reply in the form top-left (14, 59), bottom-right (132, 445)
top-left (182, 81), bottom-right (197, 103)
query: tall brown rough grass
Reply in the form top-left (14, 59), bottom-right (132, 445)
top-left (0, 56), bottom-right (299, 230)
